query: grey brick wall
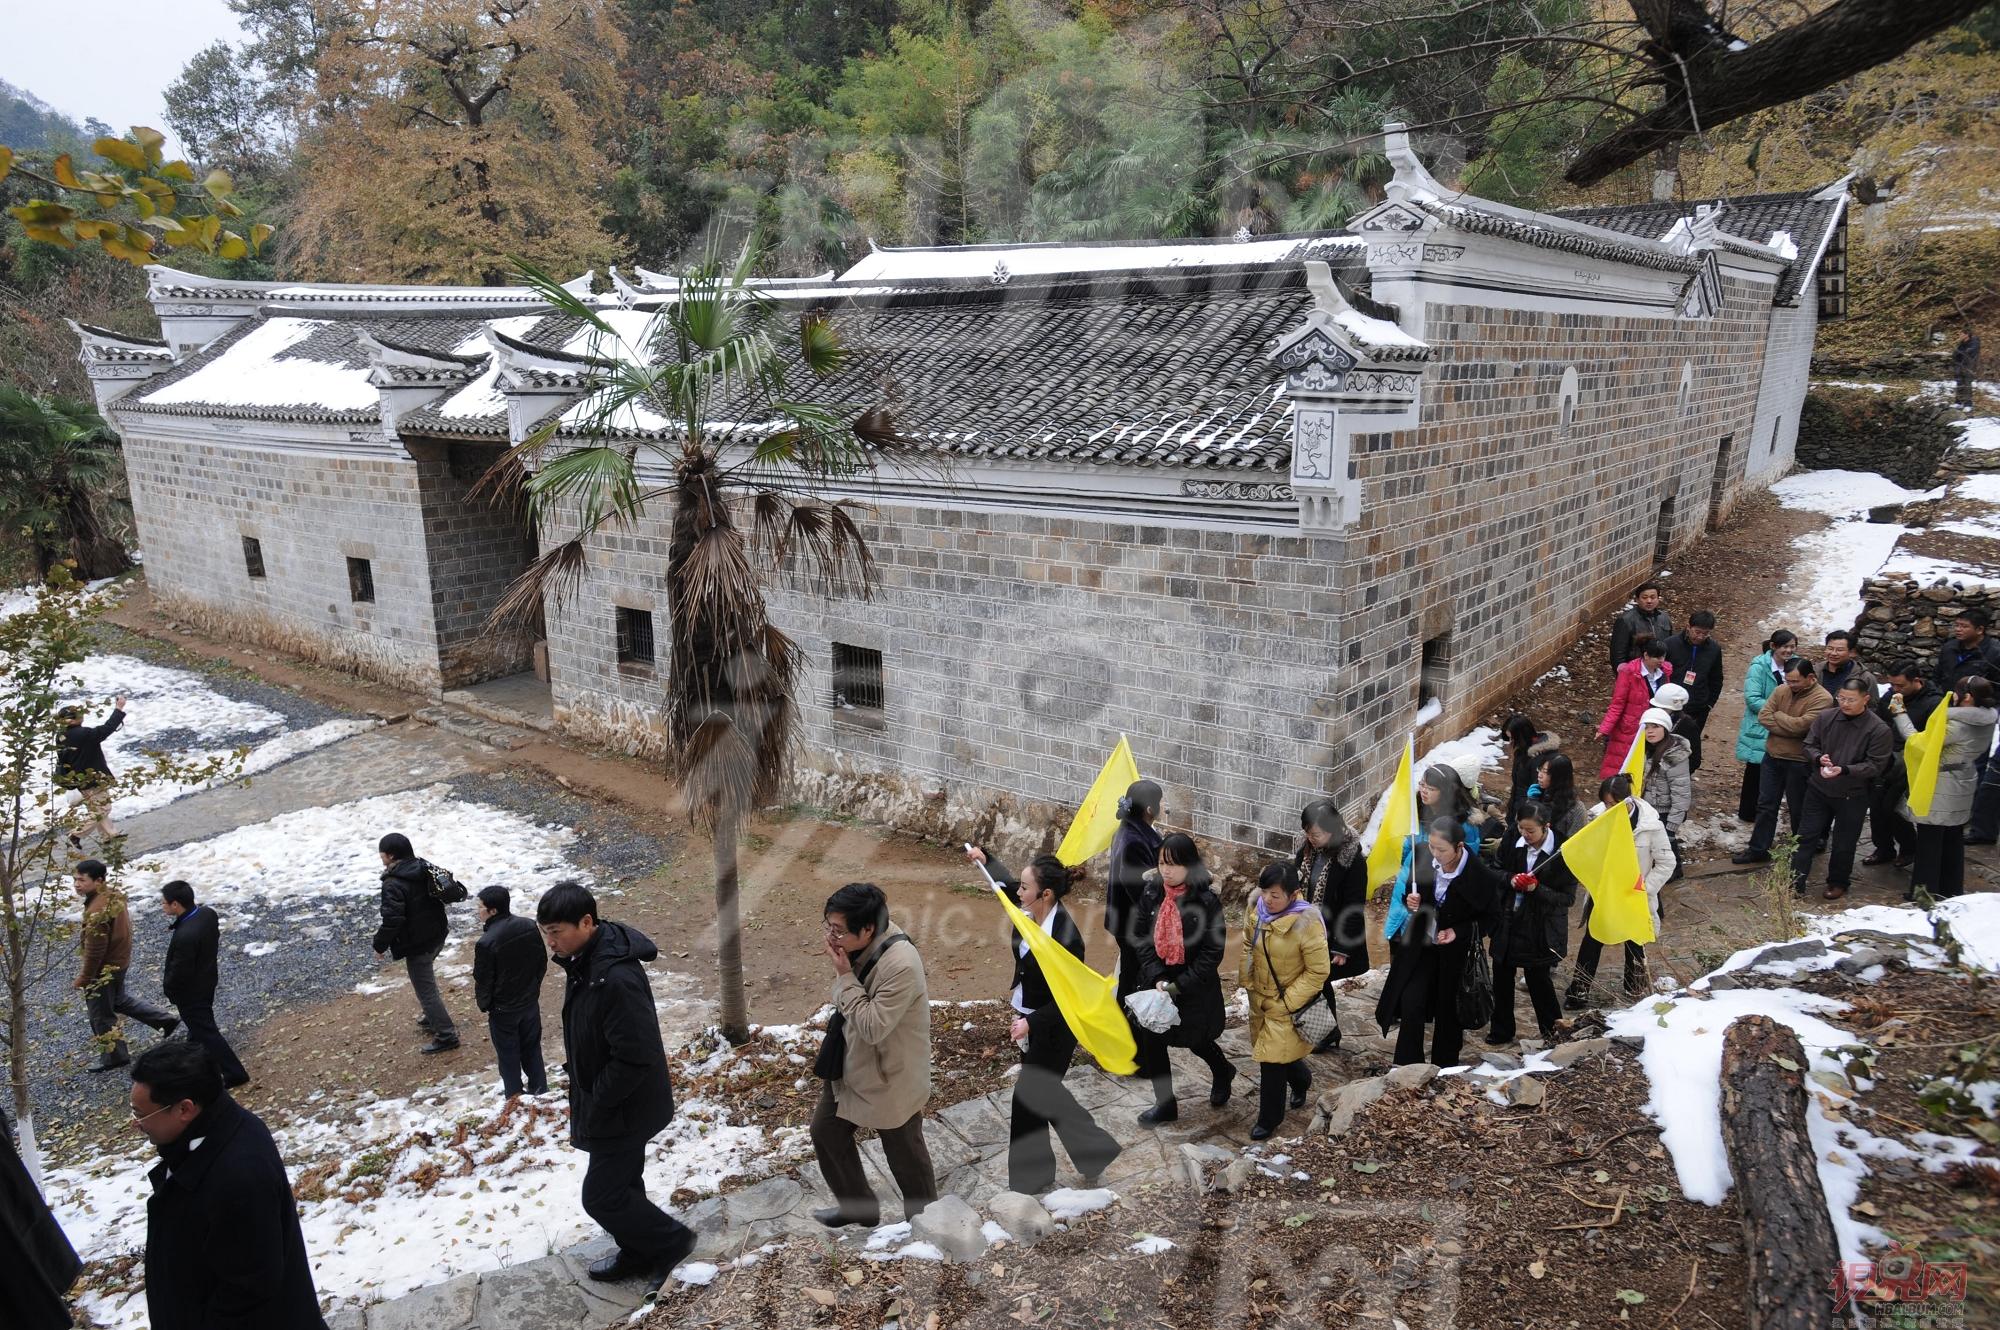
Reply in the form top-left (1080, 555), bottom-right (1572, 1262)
top-left (122, 434), bottom-right (445, 694)
top-left (411, 442), bottom-right (535, 687)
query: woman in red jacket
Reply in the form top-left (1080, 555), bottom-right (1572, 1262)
top-left (1598, 639), bottom-right (1667, 779)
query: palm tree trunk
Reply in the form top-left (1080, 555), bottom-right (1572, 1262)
top-left (713, 809), bottom-right (750, 1044)
top-left (64, 490), bottom-right (131, 581)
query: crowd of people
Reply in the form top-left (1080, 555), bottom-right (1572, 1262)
top-left (13, 580), bottom-right (2000, 1329)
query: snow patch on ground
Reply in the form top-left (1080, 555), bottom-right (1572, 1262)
top-left (1771, 470), bottom-right (1938, 519)
top-left (1042, 1187), bottom-right (1118, 1220)
top-left (1128, 1234), bottom-right (1176, 1255)
top-left (121, 783), bottom-right (588, 909)
top-left (113, 718), bottom-right (381, 819)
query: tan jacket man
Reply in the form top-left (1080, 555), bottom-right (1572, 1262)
top-left (1758, 676), bottom-right (1832, 762)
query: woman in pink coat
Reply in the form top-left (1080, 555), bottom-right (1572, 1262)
top-left (1598, 639), bottom-right (1667, 778)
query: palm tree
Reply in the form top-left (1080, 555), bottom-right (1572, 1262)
top-left (487, 254), bottom-right (898, 1043)
top-left (0, 388), bottom-right (132, 582)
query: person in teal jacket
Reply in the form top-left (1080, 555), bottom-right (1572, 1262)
top-left (1382, 765), bottom-right (1484, 942)
top-left (1736, 630), bottom-right (1797, 823)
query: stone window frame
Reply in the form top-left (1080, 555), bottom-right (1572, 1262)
top-left (1418, 631), bottom-right (1453, 709)
top-left (241, 534), bottom-right (266, 581)
top-left (1677, 361), bottom-right (1695, 418)
top-left (610, 594), bottom-right (659, 679)
top-left (615, 604), bottom-right (657, 670)
top-left (830, 641), bottom-right (887, 731)
top-left (346, 555), bottom-right (376, 604)
top-left (1558, 366), bottom-right (1580, 437)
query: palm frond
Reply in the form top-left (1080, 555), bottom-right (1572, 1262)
top-left (491, 538), bottom-right (589, 629)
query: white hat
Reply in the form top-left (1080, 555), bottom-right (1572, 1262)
top-left (1640, 708), bottom-right (1675, 732)
top-left (1653, 682), bottom-right (1690, 713)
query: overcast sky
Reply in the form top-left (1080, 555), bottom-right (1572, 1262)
top-left (2, 1), bottom-right (248, 155)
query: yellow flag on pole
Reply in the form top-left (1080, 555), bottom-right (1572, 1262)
top-left (986, 878), bottom-right (1139, 1076)
top-left (1366, 737), bottom-right (1416, 898)
top-left (1055, 734), bottom-right (1141, 867)
top-left (1903, 698), bottom-right (1952, 819)
top-left (1567, 802), bottom-right (1658, 946)
top-left (1621, 731), bottom-right (1646, 800)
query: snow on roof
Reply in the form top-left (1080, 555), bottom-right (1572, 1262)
top-left (435, 316), bottom-right (546, 420)
top-left (137, 317), bottom-right (378, 413)
top-left (836, 233), bottom-right (1359, 283)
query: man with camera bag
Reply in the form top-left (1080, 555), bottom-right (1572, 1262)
top-left (371, 832), bottom-right (464, 1054)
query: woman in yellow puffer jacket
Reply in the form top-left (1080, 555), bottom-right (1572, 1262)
top-left (1239, 862), bottom-right (1331, 1140)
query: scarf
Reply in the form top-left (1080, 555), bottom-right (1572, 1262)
top-left (1154, 882), bottom-right (1188, 966)
top-left (1252, 895), bottom-right (1312, 946)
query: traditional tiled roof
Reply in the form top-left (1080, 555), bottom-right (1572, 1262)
top-left (538, 265), bottom-right (1337, 472)
top-left (1554, 186), bottom-right (1847, 306)
top-left (1409, 194), bottom-right (1703, 273)
top-left (70, 321), bottom-right (175, 365)
top-left (836, 232), bottom-right (1361, 284)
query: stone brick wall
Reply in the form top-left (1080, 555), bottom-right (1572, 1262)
top-left (1854, 574), bottom-right (2000, 672)
top-left (411, 442), bottom-right (535, 687)
top-left (122, 433), bottom-right (446, 694)
top-left (540, 272), bottom-right (1785, 870)
top-left (1747, 299), bottom-right (1816, 486)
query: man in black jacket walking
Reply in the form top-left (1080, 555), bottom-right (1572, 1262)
top-left (159, 880), bottom-right (249, 1088)
top-left (474, 886), bottom-right (549, 1097)
top-left (371, 833), bottom-right (461, 1054)
top-left (1662, 610), bottom-right (1725, 771)
top-left (130, 1041), bottom-right (327, 1330)
top-left (1609, 583), bottom-right (1672, 675)
top-left (56, 694), bottom-right (126, 846)
top-left (537, 881), bottom-right (693, 1282)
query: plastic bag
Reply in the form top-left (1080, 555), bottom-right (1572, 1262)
top-left (1123, 986), bottom-right (1181, 1034)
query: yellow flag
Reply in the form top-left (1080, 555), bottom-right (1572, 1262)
top-left (1904, 699), bottom-right (1952, 819)
top-left (991, 886), bottom-right (1138, 1076)
top-left (1567, 802), bottom-right (1658, 946)
top-left (1366, 737), bottom-right (1416, 898)
top-left (1621, 731), bottom-right (1646, 800)
top-left (1055, 735), bottom-right (1141, 866)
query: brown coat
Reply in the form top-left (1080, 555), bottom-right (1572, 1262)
top-left (1757, 680), bottom-right (1832, 763)
top-left (829, 924), bottom-right (932, 1130)
top-left (79, 887), bottom-right (132, 986)
top-left (1238, 905), bottom-right (1331, 1065)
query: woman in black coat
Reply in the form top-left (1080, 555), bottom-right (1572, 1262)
top-left (1132, 832), bottom-right (1235, 1125)
top-left (1294, 799), bottom-right (1369, 1053)
top-left (1487, 801), bottom-right (1577, 1045)
top-left (970, 848), bottom-right (1123, 1192)
top-left (1105, 780), bottom-right (1165, 1004)
top-left (1374, 816), bottom-right (1499, 1068)
top-left (1, 1121), bottom-right (79, 1330)
top-left (1502, 714), bottom-right (1563, 836)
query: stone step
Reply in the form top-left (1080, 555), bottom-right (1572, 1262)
top-left (412, 705), bottom-right (533, 752)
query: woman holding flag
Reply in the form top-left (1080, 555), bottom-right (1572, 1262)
top-left (1891, 675), bottom-right (1996, 901)
top-left (1565, 775), bottom-right (1673, 1006)
top-left (965, 847), bottom-right (1124, 1193)
top-left (1132, 834), bottom-right (1235, 1125)
top-left (1373, 817), bottom-right (1499, 1068)
top-left (1381, 766), bottom-right (1486, 946)
top-left (1106, 780), bottom-right (1166, 1003)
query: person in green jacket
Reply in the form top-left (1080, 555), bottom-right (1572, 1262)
top-left (1735, 630), bottom-right (1796, 823)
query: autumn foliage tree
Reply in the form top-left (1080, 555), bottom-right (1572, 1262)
top-left (289, 0), bottom-right (625, 284)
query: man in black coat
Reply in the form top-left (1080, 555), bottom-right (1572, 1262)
top-left (129, 1041), bottom-right (327, 1330)
top-left (1, 1120), bottom-right (79, 1330)
top-left (371, 832), bottom-right (460, 1053)
top-left (56, 694), bottom-right (126, 846)
top-left (1937, 608), bottom-right (2000, 688)
top-left (1662, 610), bottom-right (1725, 770)
top-left (1865, 663), bottom-right (1944, 869)
top-left (970, 848), bottom-right (1121, 1194)
top-left (474, 885), bottom-right (549, 1097)
top-left (537, 881), bottom-right (692, 1282)
top-left (159, 880), bottom-right (249, 1088)
top-left (1608, 582), bottom-right (1671, 675)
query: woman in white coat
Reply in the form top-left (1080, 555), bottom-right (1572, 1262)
top-left (1563, 773), bottom-right (1675, 1007)
top-left (1892, 675), bottom-right (1999, 900)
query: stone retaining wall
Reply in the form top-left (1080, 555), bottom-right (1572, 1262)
top-left (1854, 574), bottom-right (2000, 673)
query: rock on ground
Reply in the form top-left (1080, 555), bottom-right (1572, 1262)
top-left (989, 1191), bottom-right (1054, 1247)
top-left (910, 1193), bottom-right (989, 1263)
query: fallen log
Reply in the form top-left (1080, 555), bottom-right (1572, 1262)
top-left (1719, 1014), bottom-right (1843, 1329)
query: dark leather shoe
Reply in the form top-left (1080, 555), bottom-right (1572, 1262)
top-left (1209, 1068), bottom-right (1236, 1108)
top-left (419, 1037), bottom-right (460, 1055)
top-left (1290, 1081), bottom-right (1311, 1110)
top-left (1861, 850), bottom-right (1896, 867)
top-left (87, 1052), bottom-right (131, 1073)
top-left (1137, 1100), bottom-right (1178, 1126)
top-left (1731, 848), bottom-right (1771, 865)
top-left (586, 1250), bottom-right (659, 1282)
top-left (812, 1206), bottom-right (877, 1229)
top-left (157, 1018), bottom-right (180, 1039)
top-left (1249, 1123), bottom-right (1275, 1141)
top-left (1823, 884), bottom-right (1850, 900)
top-left (1312, 1029), bottom-right (1342, 1054)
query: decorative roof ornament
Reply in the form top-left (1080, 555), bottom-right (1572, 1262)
top-left (991, 259), bottom-right (1011, 286)
top-left (607, 267), bottom-right (644, 307)
top-left (1380, 121), bottom-right (1448, 205)
top-left (1233, 226), bottom-right (1253, 243)
top-left (354, 330), bottom-right (484, 388)
top-left (560, 270), bottom-right (597, 298)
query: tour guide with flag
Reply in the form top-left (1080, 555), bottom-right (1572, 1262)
top-left (1564, 775), bottom-right (1673, 1006)
top-left (1057, 736), bottom-right (1161, 1003)
top-left (965, 846), bottom-right (1124, 1192)
top-left (1892, 677), bottom-right (1997, 901)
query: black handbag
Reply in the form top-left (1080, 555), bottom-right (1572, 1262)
top-left (1456, 920), bottom-right (1495, 1028)
top-left (813, 935), bottom-right (909, 1080)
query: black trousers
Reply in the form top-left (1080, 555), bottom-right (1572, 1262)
top-left (1390, 948), bottom-right (1466, 1068)
top-left (581, 1144), bottom-right (691, 1260)
top-left (1135, 1026), bottom-right (1234, 1106)
top-left (809, 1082), bottom-right (937, 1223)
top-left (1255, 1060), bottom-right (1311, 1131)
top-left (85, 968), bottom-right (172, 1056)
top-left (488, 1006), bottom-right (547, 1096)
top-left (1489, 963), bottom-right (1561, 1043)
top-left (175, 999), bottom-right (248, 1086)
top-left (1112, 938), bottom-right (1145, 1004)
top-left (1739, 761), bottom-right (1762, 822)
top-left (1910, 823), bottom-right (1967, 899)
top-left (1967, 751), bottom-right (2000, 841)
top-left (1749, 756), bottom-right (1810, 853)
top-left (1869, 771), bottom-right (1918, 859)
top-left (1792, 786), bottom-right (1870, 892)
top-left (1007, 1028), bottom-right (1119, 1193)
top-left (1684, 711), bottom-right (1708, 773)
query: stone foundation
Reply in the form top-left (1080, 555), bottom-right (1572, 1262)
top-left (1853, 574), bottom-right (2000, 672)
top-left (153, 586), bottom-right (443, 696)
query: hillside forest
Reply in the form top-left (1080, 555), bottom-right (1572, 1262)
top-left (2, 0), bottom-right (1998, 406)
